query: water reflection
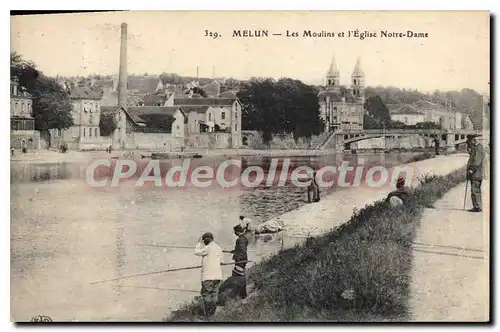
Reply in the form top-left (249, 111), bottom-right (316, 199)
top-left (10, 162), bottom-right (78, 184)
top-left (10, 152), bottom-right (422, 321)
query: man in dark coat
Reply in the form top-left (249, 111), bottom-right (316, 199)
top-left (307, 171), bottom-right (320, 203)
top-left (230, 225), bottom-right (248, 270)
top-left (386, 176), bottom-right (413, 207)
top-left (433, 136), bottom-right (440, 155)
top-left (466, 135), bottom-right (484, 212)
top-left (217, 266), bottom-right (247, 306)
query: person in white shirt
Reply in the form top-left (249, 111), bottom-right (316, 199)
top-left (194, 232), bottom-right (223, 316)
top-left (239, 215), bottom-right (253, 232)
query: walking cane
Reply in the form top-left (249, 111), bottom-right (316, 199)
top-left (463, 180), bottom-right (469, 211)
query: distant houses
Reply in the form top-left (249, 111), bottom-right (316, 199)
top-left (10, 76), bottom-right (38, 150)
top-left (50, 83), bottom-right (104, 150)
top-left (389, 100), bottom-right (472, 130)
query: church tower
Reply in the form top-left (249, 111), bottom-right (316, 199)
top-left (351, 57), bottom-right (365, 102)
top-left (326, 54), bottom-right (340, 89)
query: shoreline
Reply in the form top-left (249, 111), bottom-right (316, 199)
top-left (166, 154), bottom-right (471, 322)
top-left (10, 147), bottom-right (438, 165)
top-left (164, 154), bottom-right (469, 319)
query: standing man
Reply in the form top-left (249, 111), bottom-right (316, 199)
top-left (230, 225), bottom-right (248, 270)
top-left (194, 232), bottom-right (223, 316)
top-left (307, 171), bottom-right (320, 203)
top-left (433, 135), bottom-right (440, 155)
top-left (466, 135), bottom-right (484, 212)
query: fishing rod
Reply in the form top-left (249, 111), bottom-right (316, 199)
top-left (135, 244), bottom-right (254, 253)
top-left (89, 260), bottom-right (252, 285)
top-left (116, 285), bottom-right (199, 293)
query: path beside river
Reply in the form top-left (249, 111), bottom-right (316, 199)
top-left (170, 154), bottom-right (471, 318)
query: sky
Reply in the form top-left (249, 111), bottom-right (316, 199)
top-left (11, 11), bottom-right (490, 93)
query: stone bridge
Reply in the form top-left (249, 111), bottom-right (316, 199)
top-left (317, 129), bottom-right (483, 151)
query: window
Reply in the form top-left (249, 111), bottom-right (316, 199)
top-left (235, 112), bottom-right (238, 120)
top-left (235, 124), bottom-right (238, 132)
top-left (95, 128), bottom-right (98, 137)
top-left (209, 113), bottom-right (212, 121)
top-left (83, 128), bottom-right (86, 137)
top-left (89, 127), bottom-right (92, 137)
top-left (221, 111), bottom-right (225, 120)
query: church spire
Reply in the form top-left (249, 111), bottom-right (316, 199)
top-left (351, 57), bottom-right (364, 77)
top-left (351, 57), bottom-right (365, 102)
top-left (326, 54), bottom-right (340, 88)
top-left (327, 54), bottom-right (339, 77)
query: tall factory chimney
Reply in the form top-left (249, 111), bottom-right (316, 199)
top-left (118, 22), bottom-right (128, 108)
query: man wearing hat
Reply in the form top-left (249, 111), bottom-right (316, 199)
top-left (229, 224), bottom-right (249, 270)
top-left (217, 266), bottom-right (247, 306)
top-left (466, 134), bottom-right (484, 212)
top-left (307, 170), bottom-right (320, 203)
top-left (432, 135), bottom-right (441, 155)
top-left (386, 176), bottom-right (413, 207)
top-left (194, 232), bottom-right (223, 316)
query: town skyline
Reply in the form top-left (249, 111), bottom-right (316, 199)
top-left (11, 11), bottom-right (490, 94)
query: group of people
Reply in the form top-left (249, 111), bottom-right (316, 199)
top-left (193, 216), bottom-right (251, 317)
top-left (385, 134), bottom-right (485, 212)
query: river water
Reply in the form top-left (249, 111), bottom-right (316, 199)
top-left (10, 152), bottom-right (420, 322)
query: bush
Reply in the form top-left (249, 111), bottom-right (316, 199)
top-left (167, 166), bottom-right (467, 322)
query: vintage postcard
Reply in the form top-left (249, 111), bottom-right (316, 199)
top-left (10, 11), bottom-right (490, 323)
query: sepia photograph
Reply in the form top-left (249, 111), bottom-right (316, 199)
top-left (9, 10), bottom-right (490, 323)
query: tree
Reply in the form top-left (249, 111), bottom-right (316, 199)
top-left (11, 52), bottom-right (73, 132)
top-left (363, 113), bottom-right (385, 129)
top-left (414, 121), bottom-right (441, 129)
top-left (237, 78), bottom-right (324, 144)
top-left (99, 113), bottom-right (117, 136)
top-left (363, 95), bottom-right (391, 124)
top-left (191, 86), bottom-right (208, 97)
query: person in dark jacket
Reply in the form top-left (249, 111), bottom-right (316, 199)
top-left (230, 225), bottom-right (248, 270)
top-left (217, 266), bottom-right (247, 306)
top-left (432, 136), bottom-right (440, 155)
top-left (307, 171), bottom-right (320, 203)
top-left (386, 176), bottom-right (413, 207)
top-left (466, 135), bottom-right (484, 212)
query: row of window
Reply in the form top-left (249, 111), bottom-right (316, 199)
top-left (11, 118), bottom-right (35, 131)
top-left (208, 111), bottom-right (228, 122)
top-left (83, 127), bottom-right (99, 138)
top-left (11, 100), bottom-right (32, 115)
top-left (83, 102), bottom-right (99, 113)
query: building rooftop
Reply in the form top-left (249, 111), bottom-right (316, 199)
top-left (69, 86), bottom-right (102, 100)
top-left (180, 105), bottom-right (210, 114)
top-left (173, 97), bottom-right (237, 107)
top-left (101, 106), bottom-right (146, 124)
top-left (317, 89), bottom-right (358, 103)
top-left (391, 104), bottom-right (425, 115)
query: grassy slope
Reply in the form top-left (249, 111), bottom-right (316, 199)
top-left (167, 161), bottom-right (466, 322)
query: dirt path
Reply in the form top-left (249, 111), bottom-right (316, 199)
top-left (409, 181), bottom-right (490, 322)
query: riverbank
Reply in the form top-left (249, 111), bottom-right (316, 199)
top-left (166, 154), bottom-right (471, 322)
top-left (10, 147), bottom-right (439, 165)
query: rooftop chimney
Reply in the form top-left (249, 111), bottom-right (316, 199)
top-left (118, 22), bottom-right (128, 108)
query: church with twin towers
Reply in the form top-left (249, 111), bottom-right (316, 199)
top-left (317, 55), bottom-right (366, 132)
